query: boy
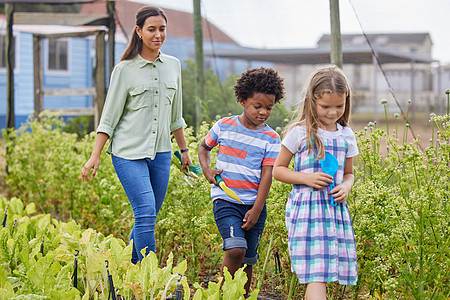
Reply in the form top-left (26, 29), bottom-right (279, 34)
top-left (198, 67), bottom-right (285, 294)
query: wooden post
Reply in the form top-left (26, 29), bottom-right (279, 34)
top-left (193, 0), bottom-right (204, 129)
top-left (33, 35), bottom-right (44, 119)
top-left (107, 0), bottom-right (116, 75)
top-left (5, 3), bottom-right (15, 129)
top-left (329, 0), bottom-right (343, 69)
top-left (94, 31), bottom-right (106, 128)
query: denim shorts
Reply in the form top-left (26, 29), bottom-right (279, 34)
top-left (213, 199), bottom-right (267, 265)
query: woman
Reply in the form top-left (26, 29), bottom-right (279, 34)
top-left (81, 6), bottom-right (192, 263)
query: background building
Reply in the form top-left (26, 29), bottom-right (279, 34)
top-left (1, 1), bottom-right (448, 130)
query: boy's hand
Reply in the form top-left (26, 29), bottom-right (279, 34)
top-left (304, 172), bottom-right (334, 189)
top-left (241, 207), bottom-right (261, 230)
top-left (203, 168), bottom-right (223, 185)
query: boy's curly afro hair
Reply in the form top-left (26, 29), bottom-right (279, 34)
top-left (233, 67), bottom-right (285, 103)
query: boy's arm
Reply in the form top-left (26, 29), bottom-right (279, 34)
top-left (198, 139), bottom-right (222, 185)
top-left (241, 165), bottom-right (273, 230)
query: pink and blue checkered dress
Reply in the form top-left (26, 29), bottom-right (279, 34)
top-left (282, 125), bottom-right (358, 285)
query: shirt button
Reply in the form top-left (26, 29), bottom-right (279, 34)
top-left (154, 118), bottom-right (157, 121)
top-left (154, 78), bottom-right (158, 81)
top-left (152, 131), bottom-right (156, 134)
top-left (155, 104), bottom-right (158, 108)
top-left (155, 91), bottom-right (158, 94)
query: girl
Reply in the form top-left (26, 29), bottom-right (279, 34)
top-left (273, 65), bottom-right (358, 299)
top-left (81, 6), bottom-right (192, 264)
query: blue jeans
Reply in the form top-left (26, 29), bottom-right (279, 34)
top-left (213, 199), bottom-right (267, 265)
top-left (111, 152), bottom-right (171, 263)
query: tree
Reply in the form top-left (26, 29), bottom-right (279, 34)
top-left (181, 59), bottom-right (290, 132)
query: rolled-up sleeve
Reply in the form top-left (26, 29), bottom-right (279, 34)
top-left (97, 65), bottom-right (128, 137)
top-left (169, 61), bottom-right (186, 132)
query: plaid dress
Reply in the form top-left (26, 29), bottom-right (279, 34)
top-left (284, 129), bottom-right (358, 285)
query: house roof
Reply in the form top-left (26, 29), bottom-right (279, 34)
top-left (205, 45), bottom-right (437, 65)
top-left (317, 33), bottom-right (432, 47)
top-left (80, 0), bottom-right (238, 44)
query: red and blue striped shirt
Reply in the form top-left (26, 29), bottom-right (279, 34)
top-left (204, 116), bottom-right (281, 205)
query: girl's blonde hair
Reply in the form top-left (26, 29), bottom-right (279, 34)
top-left (284, 65), bottom-right (352, 159)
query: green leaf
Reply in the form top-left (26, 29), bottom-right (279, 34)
top-left (9, 198), bottom-right (24, 216)
top-left (172, 259), bottom-right (187, 276)
top-left (54, 263), bottom-right (73, 292)
top-left (25, 203), bottom-right (37, 216)
top-left (49, 288), bottom-right (80, 300)
top-left (26, 253), bottom-right (58, 295)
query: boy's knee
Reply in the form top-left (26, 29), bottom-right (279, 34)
top-left (226, 247), bottom-right (246, 264)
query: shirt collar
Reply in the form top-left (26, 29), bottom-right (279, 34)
top-left (135, 52), bottom-right (166, 68)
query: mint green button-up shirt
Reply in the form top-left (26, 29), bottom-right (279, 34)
top-left (97, 53), bottom-right (186, 160)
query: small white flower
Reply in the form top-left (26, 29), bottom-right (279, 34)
top-left (394, 113), bottom-right (400, 118)
top-left (381, 98), bottom-right (388, 105)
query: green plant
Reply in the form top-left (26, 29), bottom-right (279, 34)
top-left (2, 112), bottom-right (132, 239)
top-left (350, 113), bottom-right (449, 298)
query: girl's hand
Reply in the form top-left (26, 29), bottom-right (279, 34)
top-left (329, 181), bottom-right (352, 203)
top-left (241, 207), bottom-right (261, 230)
top-left (81, 155), bottom-right (100, 182)
top-left (305, 172), bottom-right (334, 189)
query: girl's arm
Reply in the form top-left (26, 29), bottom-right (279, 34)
top-left (330, 157), bottom-right (354, 203)
top-left (172, 127), bottom-right (192, 172)
top-left (81, 132), bottom-right (109, 182)
top-left (273, 146), bottom-right (333, 189)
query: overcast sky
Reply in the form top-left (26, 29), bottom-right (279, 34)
top-left (138, 0), bottom-right (450, 65)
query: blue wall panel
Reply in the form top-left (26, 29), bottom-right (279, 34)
top-left (0, 32), bottom-right (255, 132)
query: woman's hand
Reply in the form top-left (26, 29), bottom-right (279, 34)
top-left (180, 151), bottom-right (193, 173)
top-left (81, 155), bottom-right (100, 182)
top-left (81, 133), bottom-right (109, 183)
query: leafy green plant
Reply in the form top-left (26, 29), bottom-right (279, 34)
top-left (349, 113), bottom-right (449, 298)
top-left (2, 112), bottom-right (133, 239)
top-left (0, 196), bottom-right (193, 299)
top-left (193, 266), bottom-right (259, 300)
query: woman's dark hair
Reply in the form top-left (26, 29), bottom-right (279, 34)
top-left (233, 67), bottom-right (285, 103)
top-left (120, 6), bottom-right (167, 61)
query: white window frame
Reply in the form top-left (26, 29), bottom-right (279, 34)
top-left (0, 31), bottom-right (19, 73)
top-left (45, 37), bottom-right (71, 75)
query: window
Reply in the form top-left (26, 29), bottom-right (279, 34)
top-left (48, 38), bottom-right (68, 71)
top-left (0, 34), bottom-right (15, 69)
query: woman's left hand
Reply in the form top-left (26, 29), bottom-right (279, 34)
top-left (180, 151), bottom-right (192, 173)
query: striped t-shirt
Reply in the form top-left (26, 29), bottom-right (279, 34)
top-left (204, 116), bottom-right (281, 205)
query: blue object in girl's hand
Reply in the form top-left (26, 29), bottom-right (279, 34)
top-left (320, 152), bottom-right (339, 206)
